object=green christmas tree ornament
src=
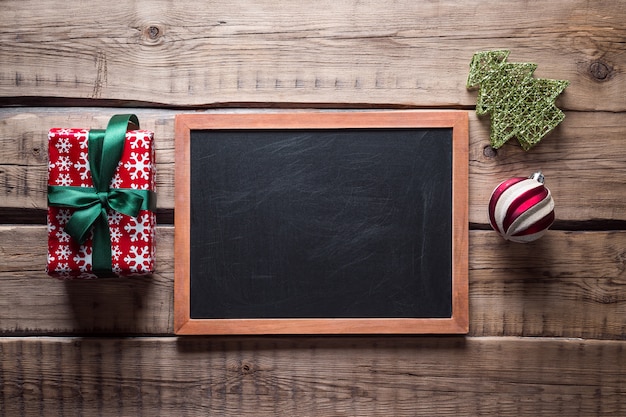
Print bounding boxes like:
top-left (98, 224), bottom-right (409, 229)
top-left (467, 50), bottom-right (569, 151)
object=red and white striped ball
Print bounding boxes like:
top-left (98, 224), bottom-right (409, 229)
top-left (488, 173), bottom-right (555, 243)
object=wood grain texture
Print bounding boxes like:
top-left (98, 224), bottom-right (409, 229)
top-left (1, 108), bottom-right (626, 224)
top-left (1, 336), bottom-right (624, 416)
top-left (2, 226), bottom-right (625, 339)
top-left (1, 0), bottom-right (626, 413)
top-left (1, 0), bottom-right (624, 110)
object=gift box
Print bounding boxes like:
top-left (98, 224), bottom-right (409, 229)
top-left (46, 115), bottom-right (156, 279)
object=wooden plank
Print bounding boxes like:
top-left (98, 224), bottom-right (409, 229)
top-left (0, 336), bottom-right (624, 416)
top-left (1, 108), bottom-right (626, 224)
top-left (471, 230), bottom-right (626, 339)
top-left (0, 226), bottom-right (174, 335)
top-left (1, 0), bottom-right (624, 110)
top-left (1, 226), bottom-right (625, 339)
top-left (0, 109), bottom-right (176, 216)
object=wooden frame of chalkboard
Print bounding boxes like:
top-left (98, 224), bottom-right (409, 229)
top-left (174, 111), bottom-right (468, 335)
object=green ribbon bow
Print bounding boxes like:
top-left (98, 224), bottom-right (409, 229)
top-left (48, 114), bottom-right (156, 273)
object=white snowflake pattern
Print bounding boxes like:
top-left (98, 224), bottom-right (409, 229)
top-left (129, 132), bottom-right (151, 150)
top-left (57, 128), bottom-right (72, 136)
top-left (47, 252), bottom-right (56, 264)
top-left (73, 152), bottom-right (90, 180)
top-left (48, 160), bottom-right (55, 172)
top-left (130, 183), bottom-right (149, 190)
top-left (57, 155), bottom-right (73, 172)
top-left (111, 263), bottom-right (122, 274)
top-left (124, 152), bottom-right (152, 181)
top-left (55, 229), bottom-right (71, 243)
top-left (107, 210), bottom-right (124, 225)
top-left (54, 263), bottom-right (71, 273)
top-left (54, 138), bottom-right (72, 153)
top-left (123, 213), bottom-right (152, 243)
top-left (74, 129), bottom-right (89, 145)
top-left (111, 245), bottom-right (122, 261)
top-left (108, 210), bottom-right (124, 225)
top-left (73, 245), bottom-right (92, 272)
top-left (110, 226), bottom-right (123, 243)
top-left (55, 209), bottom-right (72, 225)
top-left (47, 220), bottom-right (57, 234)
top-left (55, 245), bottom-right (71, 260)
top-left (55, 173), bottom-right (73, 187)
top-left (109, 172), bottom-right (123, 189)
top-left (123, 245), bottom-right (152, 273)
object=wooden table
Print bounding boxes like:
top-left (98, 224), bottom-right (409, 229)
top-left (1, 1), bottom-right (625, 415)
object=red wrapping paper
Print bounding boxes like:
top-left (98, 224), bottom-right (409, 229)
top-left (47, 127), bottom-right (156, 278)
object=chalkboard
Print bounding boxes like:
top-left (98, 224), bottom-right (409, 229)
top-left (174, 111), bottom-right (468, 335)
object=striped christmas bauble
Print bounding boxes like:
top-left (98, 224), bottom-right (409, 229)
top-left (488, 172), bottom-right (555, 243)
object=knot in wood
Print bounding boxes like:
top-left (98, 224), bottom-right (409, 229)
top-left (240, 361), bottom-right (254, 375)
top-left (589, 60), bottom-right (612, 82)
top-left (483, 145), bottom-right (498, 158)
top-left (141, 24), bottom-right (164, 45)
top-left (148, 26), bottom-right (160, 39)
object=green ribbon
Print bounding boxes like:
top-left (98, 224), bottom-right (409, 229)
top-left (47, 114), bottom-right (156, 273)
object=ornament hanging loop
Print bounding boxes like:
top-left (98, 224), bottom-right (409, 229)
top-left (530, 171), bottom-right (544, 184)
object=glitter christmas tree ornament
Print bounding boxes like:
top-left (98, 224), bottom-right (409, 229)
top-left (488, 172), bottom-right (555, 243)
top-left (467, 50), bottom-right (569, 151)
